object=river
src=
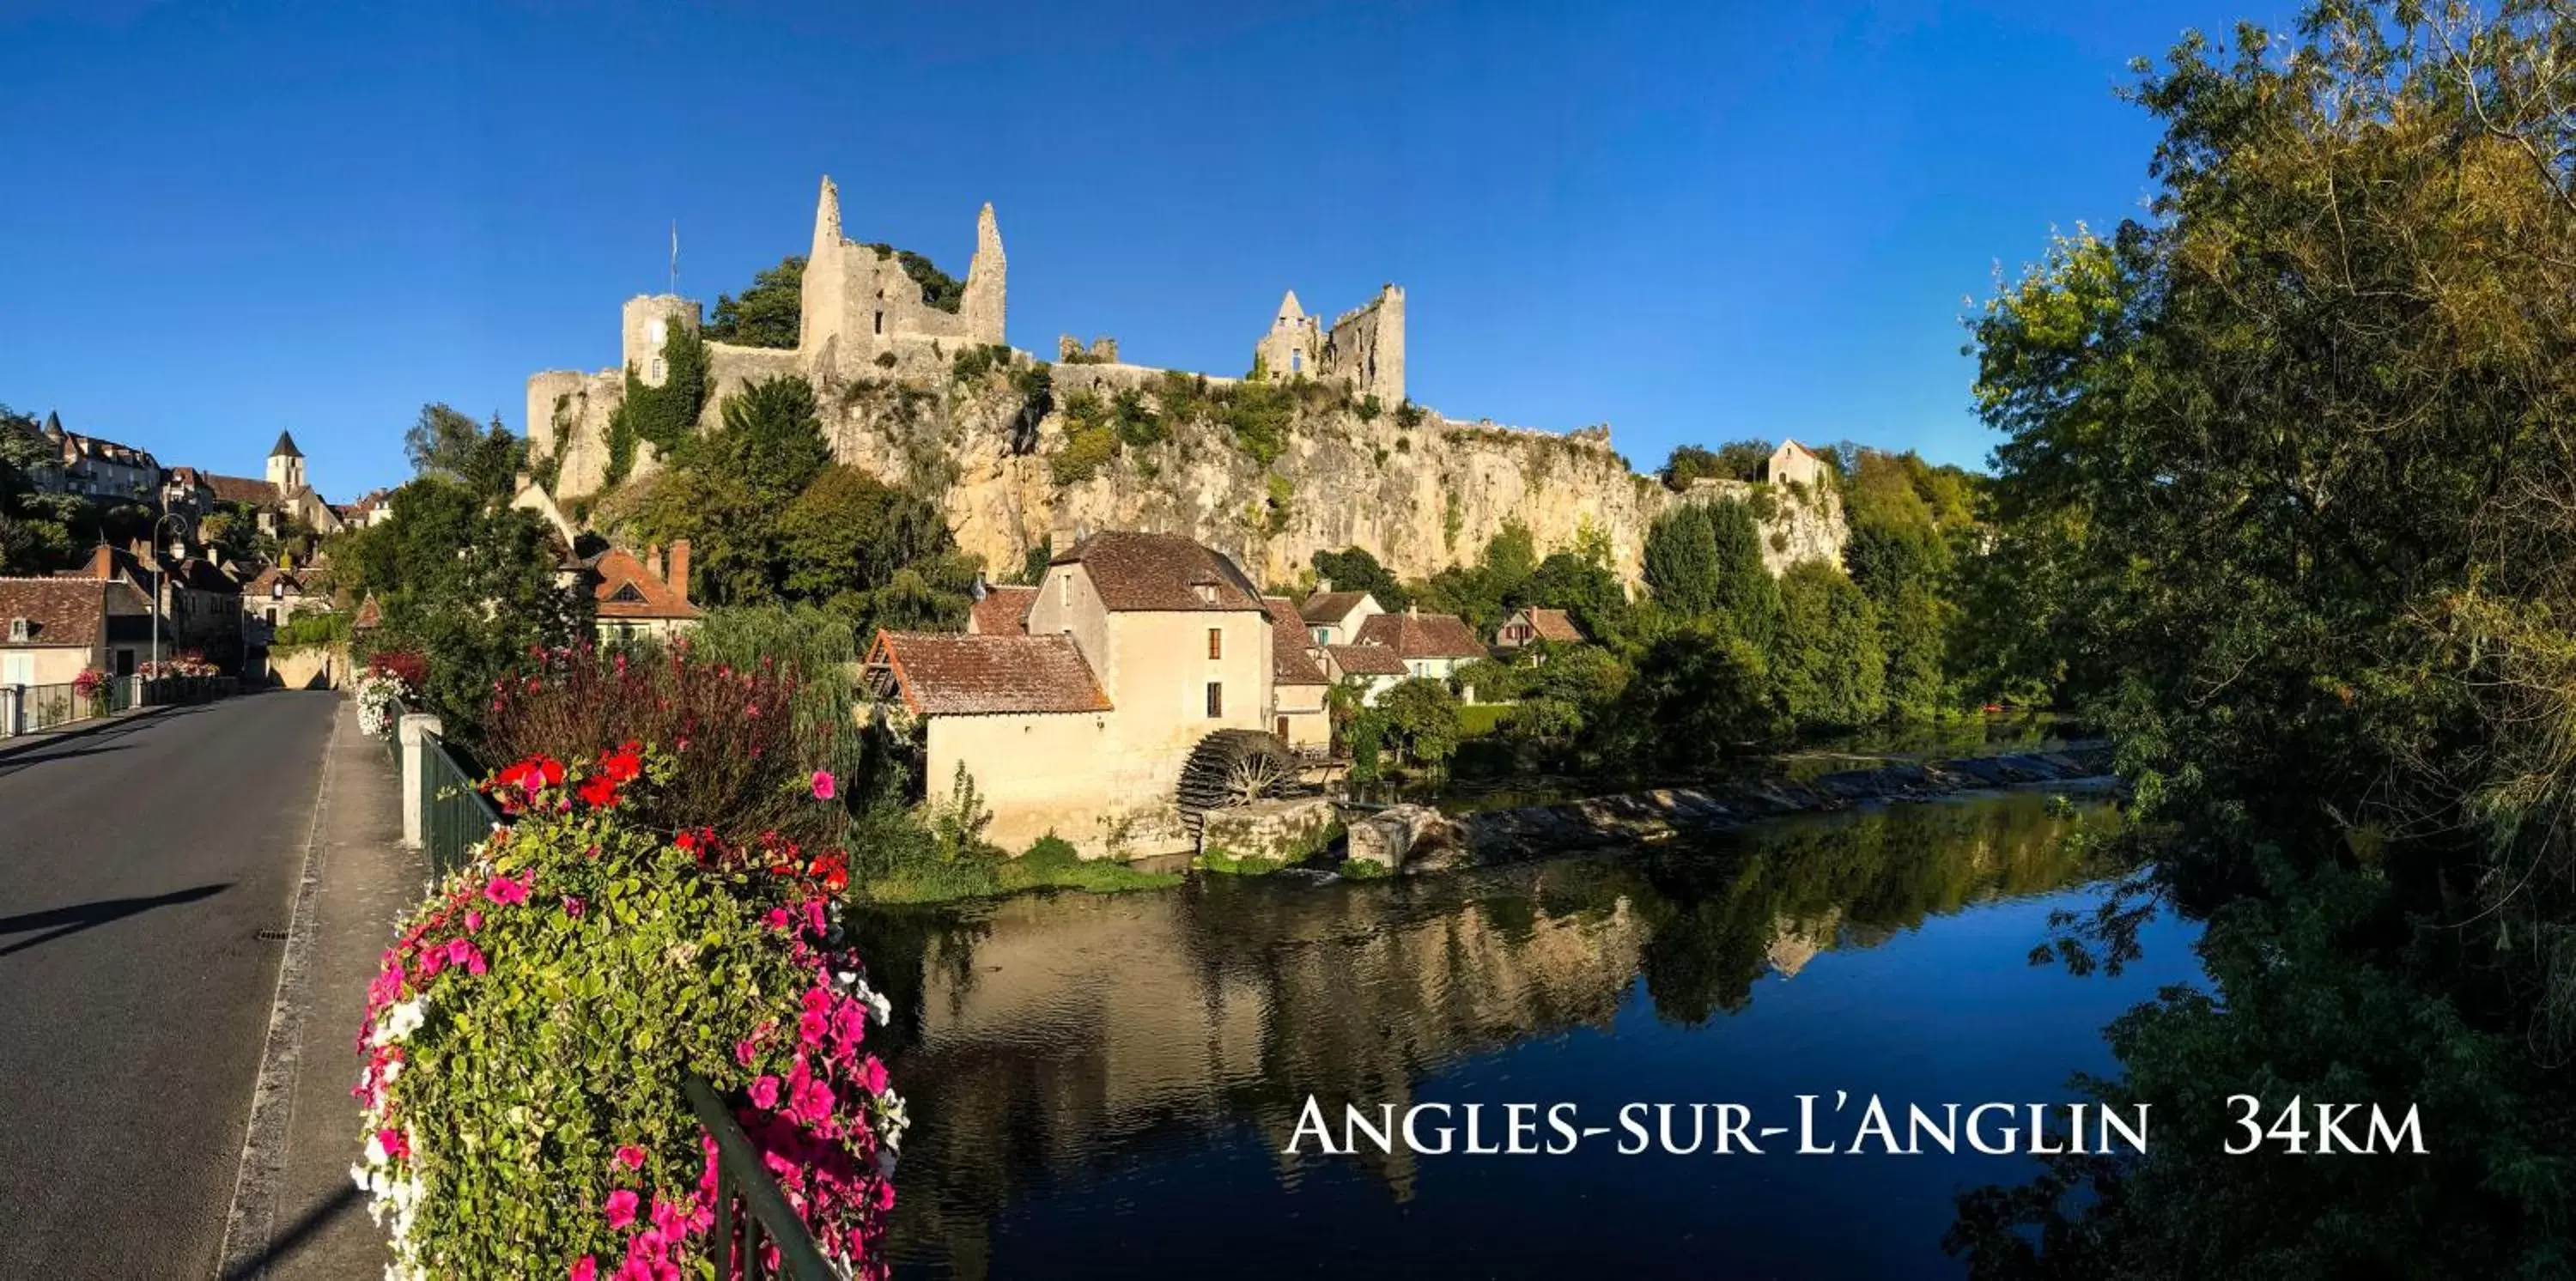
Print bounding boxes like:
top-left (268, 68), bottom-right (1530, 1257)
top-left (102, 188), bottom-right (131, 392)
top-left (850, 788), bottom-right (2202, 1279)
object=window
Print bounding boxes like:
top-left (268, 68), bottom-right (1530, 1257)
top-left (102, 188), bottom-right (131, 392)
top-left (1207, 628), bottom-right (1223, 659)
top-left (1311, 627), bottom-right (1330, 646)
top-left (1205, 682), bottom-right (1223, 718)
top-left (649, 358), bottom-right (665, 381)
top-left (1289, 350), bottom-right (1303, 373)
top-left (873, 311), bottom-right (884, 335)
top-left (1059, 573), bottom-right (1070, 607)
top-left (7, 617), bottom-right (27, 641)
top-left (1275, 716), bottom-right (1289, 738)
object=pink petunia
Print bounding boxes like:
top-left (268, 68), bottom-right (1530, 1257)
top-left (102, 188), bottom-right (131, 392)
top-left (810, 769), bottom-right (835, 801)
top-left (613, 1144), bottom-right (646, 1170)
top-left (789, 1074), bottom-right (835, 1125)
top-left (734, 1037), bottom-right (759, 1066)
top-left (860, 1056), bottom-right (890, 1097)
top-left (484, 873), bottom-right (529, 907)
top-left (570, 1257), bottom-right (597, 1281)
top-left (749, 1075), bottom-right (781, 1110)
top-left (562, 895), bottom-right (586, 918)
top-left (465, 909), bottom-right (483, 933)
top-left (604, 1187), bottom-right (639, 1229)
top-left (799, 1010), bottom-right (827, 1046)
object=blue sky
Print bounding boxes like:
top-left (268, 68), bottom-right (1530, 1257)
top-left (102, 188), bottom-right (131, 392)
top-left (0, 0), bottom-right (2272, 504)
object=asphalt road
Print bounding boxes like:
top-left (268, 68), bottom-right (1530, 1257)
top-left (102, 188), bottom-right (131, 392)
top-left (0, 692), bottom-right (338, 1280)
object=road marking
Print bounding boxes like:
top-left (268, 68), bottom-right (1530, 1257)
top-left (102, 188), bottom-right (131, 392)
top-left (216, 705), bottom-right (339, 1280)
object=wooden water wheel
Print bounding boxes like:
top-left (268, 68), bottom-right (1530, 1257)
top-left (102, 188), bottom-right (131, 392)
top-left (1177, 728), bottom-right (1294, 825)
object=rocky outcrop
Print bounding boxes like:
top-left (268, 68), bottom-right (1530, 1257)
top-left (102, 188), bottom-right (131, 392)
top-left (545, 356), bottom-right (1847, 588)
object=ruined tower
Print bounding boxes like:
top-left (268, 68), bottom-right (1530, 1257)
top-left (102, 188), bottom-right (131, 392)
top-left (622, 294), bottom-right (702, 386)
top-left (962, 202), bottom-right (1005, 346)
top-left (1249, 283), bottom-right (1402, 404)
top-left (798, 174), bottom-right (1005, 373)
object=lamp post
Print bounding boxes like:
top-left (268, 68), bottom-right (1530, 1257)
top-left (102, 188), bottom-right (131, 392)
top-left (147, 511), bottom-right (189, 703)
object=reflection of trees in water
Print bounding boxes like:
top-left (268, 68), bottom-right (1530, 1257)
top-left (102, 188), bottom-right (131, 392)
top-left (858, 792), bottom-right (2122, 1278)
top-left (1637, 792), bottom-right (2123, 1025)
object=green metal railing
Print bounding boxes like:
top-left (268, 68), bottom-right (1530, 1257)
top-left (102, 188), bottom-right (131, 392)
top-left (418, 733), bottom-right (501, 885)
top-left (683, 1073), bottom-right (843, 1279)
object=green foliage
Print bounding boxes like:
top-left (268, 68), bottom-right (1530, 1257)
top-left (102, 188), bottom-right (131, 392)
top-left (270, 610), bottom-right (349, 649)
top-left (1643, 506), bottom-right (1722, 616)
top-left (1049, 391), bottom-right (1116, 486)
top-left (950, 343), bottom-right (1014, 382)
top-left (705, 254), bottom-right (805, 349)
top-left (1109, 388), bottom-right (1165, 452)
top-left (862, 242), bottom-right (964, 313)
top-left (1393, 400), bottom-right (1425, 430)
top-left (404, 403), bottom-right (523, 495)
top-left (1262, 473), bottom-right (1295, 536)
top-left (702, 375), bottom-right (831, 507)
top-left (1659, 440), bottom-right (1774, 489)
top-left (1210, 381), bottom-right (1293, 466)
top-left (1376, 677), bottom-right (1463, 768)
top-left (1946, 5), bottom-right (2576, 1273)
top-left (1195, 847), bottom-right (1288, 876)
top-left (776, 466), bottom-right (972, 638)
top-left (1521, 551), bottom-right (1629, 640)
top-left (604, 324), bottom-right (708, 487)
top-left (1597, 618), bottom-right (1782, 772)
top-left (1770, 561), bottom-right (1884, 731)
top-left (1310, 546), bottom-right (1411, 612)
top-left (331, 478), bottom-right (590, 738)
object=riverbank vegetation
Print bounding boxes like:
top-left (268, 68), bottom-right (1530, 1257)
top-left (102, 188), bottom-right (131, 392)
top-left (1938, 4), bottom-right (2576, 1274)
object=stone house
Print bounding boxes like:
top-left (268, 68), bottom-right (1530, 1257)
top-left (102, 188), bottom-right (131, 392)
top-left (1319, 641), bottom-right (1408, 707)
top-left (58, 543), bottom-right (242, 671)
top-left (0, 576), bottom-right (154, 687)
top-left (583, 541), bottom-right (702, 643)
top-left (866, 531), bottom-right (1294, 859)
top-left (1262, 596), bottom-right (1331, 752)
top-left (1763, 439), bottom-right (1831, 492)
top-left (1352, 608), bottom-right (1487, 682)
top-left (241, 562), bottom-right (326, 639)
top-left (27, 414), bottom-right (159, 502)
top-left (1299, 588), bottom-right (1384, 647)
top-left (1494, 606), bottom-right (1585, 651)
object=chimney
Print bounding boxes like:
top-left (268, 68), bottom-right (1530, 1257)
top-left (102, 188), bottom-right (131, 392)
top-left (668, 539), bottom-right (690, 605)
top-left (1316, 576), bottom-right (1334, 593)
top-left (644, 541), bottom-right (662, 582)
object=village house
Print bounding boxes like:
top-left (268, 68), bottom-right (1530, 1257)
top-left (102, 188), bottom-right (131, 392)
top-left (1262, 596), bottom-right (1332, 752)
top-left (1763, 438), bottom-right (1831, 490)
top-left (27, 413), bottom-right (160, 502)
top-left (964, 582), bottom-right (1037, 635)
top-left (867, 531), bottom-right (1297, 859)
top-left (58, 543), bottom-right (244, 670)
top-left (1352, 607), bottom-right (1487, 682)
top-left (176, 433), bottom-right (346, 538)
top-left (1494, 606), bottom-right (1586, 651)
top-left (580, 540), bottom-right (702, 643)
top-left (1299, 586), bottom-right (1384, 647)
top-left (1319, 640), bottom-right (1408, 706)
top-left (0, 576), bottom-right (155, 688)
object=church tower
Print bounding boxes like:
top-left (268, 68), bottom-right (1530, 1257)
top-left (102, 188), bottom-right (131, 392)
top-left (266, 430), bottom-right (306, 495)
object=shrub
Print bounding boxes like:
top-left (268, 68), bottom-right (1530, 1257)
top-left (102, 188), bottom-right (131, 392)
top-left (355, 748), bottom-right (902, 1278)
top-left (481, 644), bottom-right (845, 850)
top-left (368, 649), bottom-right (430, 692)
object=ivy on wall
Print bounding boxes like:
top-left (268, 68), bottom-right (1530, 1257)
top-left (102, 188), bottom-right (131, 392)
top-left (605, 325), bottom-right (710, 487)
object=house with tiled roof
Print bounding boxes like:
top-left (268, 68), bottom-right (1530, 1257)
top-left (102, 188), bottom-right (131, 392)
top-left (0, 576), bottom-right (155, 693)
top-left (1299, 586), bottom-right (1383, 647)
top-left (57, 543), bottom-right (245, 671)
top-left (964, 583), bottom-right (1037, 635)
top-left (1352, 607), bottom-right (1487, 682)
top-left (584, 540), bottom-right (702, 642)
top-left (1494, 606), bottom-right (1586, 650)
top-left (865, 530), bottom-right (1286, 859)
top-left (1318, 641), bottom-right (1408, 705)
top-left (1262, 595), bottom-right (1331, 751)
top-left (27, 414), bottom-right (160, 501)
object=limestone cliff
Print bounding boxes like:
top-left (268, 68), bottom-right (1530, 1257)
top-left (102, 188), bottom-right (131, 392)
top-left (540, 354), bottom-right (1846, 588)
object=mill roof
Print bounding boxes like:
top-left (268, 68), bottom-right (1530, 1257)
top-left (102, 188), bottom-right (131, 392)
top-left (968, 585), bottom-right (1036, 635)
top-left (1262, 597), bottom-right (1329, 686)
top-left (866, 631), bottom-right (1113, 716)
top-left (1353, 610), bottom-right (1486, 659)
top-left (1051, 531), bottom-right (1265, 612)
top-left (1324, 643), bottom-right (1409, 677)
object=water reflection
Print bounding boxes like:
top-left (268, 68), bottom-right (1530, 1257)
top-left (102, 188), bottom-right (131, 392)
top-left (854, 791), bottom-right (2186, 1280)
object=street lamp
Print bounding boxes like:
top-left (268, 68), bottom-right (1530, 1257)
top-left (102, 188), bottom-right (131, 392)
top-left (147, 511), bottom-right (189, 699)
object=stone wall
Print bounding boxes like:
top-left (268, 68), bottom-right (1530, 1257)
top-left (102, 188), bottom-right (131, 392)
top-left (1199, 796), bottom-right (1341, 865)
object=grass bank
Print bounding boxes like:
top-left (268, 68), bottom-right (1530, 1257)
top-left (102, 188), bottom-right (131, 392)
top-left (860, 835), bottom-right (1182, 905)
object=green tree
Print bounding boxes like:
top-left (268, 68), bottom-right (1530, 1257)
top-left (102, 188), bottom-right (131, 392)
top-left (403, 404), bottom-right (484, 481)
top-left (1643, 506), bottom-right (1721, 616)
top-left (705, 255), bottom-right (805, 349)
top-left (1376, 677), bottom-right (1462, 768)
top-left (1598, 618), bottom-right (1780, 772)
top-left (1704, 499), bottom-right (1779, 650)
top-left (775, 464), bottom-right (973, 637)
top-left (1770, 561), bottom-right (1884, 730)
top-left (1519, 550), bottom-right (1628, 640)
top-left (702, 375), bottom-right (831, 506)
top-left (1947, 5), bottom-right (2576, 1274)
top-left (1310, 546), bottom-right (1411, 612)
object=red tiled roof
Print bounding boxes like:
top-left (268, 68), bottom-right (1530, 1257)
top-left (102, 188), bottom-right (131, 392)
top-left (1262, 597), bottom-right (1328, 686)
top-left (1053, 531), bottom-right (1264, 612)
top-left (0, 577), bottom-right (147, 649)
top-left (353, 595), bottom-right (383, 629)
top-left (1300, 590), bottom-right (1373, 623)
top-left (1324, 643), bottom-right (1408, 677)
top-left (1353, 610), bottom-right (1486, 659)
top-left (591, 548), bottom-right (700, 620)
top-left (968, 585), bottom-right (1036, 635)
top-left (866, 631), bottom-right (1113, 716)
top-left (1518, 607), bottom-right (1585, 643)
